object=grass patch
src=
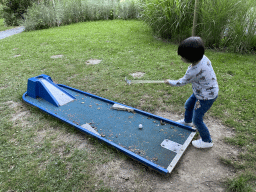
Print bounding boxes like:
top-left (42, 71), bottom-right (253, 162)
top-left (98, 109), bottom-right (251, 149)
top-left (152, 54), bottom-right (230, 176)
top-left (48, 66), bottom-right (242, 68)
top-left (0, 20), bottom-right (255, 191)
top-left (226, 174), bottom-right (255, 192)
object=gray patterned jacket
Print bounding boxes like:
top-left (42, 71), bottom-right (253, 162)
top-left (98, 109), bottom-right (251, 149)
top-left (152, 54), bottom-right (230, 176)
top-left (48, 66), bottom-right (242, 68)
top-left (168, 55), bottom-right (219, 100)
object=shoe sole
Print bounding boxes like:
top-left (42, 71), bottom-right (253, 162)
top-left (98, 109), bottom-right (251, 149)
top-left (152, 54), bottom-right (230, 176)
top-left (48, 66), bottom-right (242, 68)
top-left (192, 141), bottom-right (213, 148)
top-left (192, 144), bottom-right (213, 148)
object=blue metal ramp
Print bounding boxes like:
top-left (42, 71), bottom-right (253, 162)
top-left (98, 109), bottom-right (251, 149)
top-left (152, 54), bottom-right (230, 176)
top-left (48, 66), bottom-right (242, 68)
top-left (23, 74), bottom-right (196, 174)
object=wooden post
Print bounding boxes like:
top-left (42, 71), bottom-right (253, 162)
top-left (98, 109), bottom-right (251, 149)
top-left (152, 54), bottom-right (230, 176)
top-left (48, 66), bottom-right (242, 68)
top-left (192, 0), bottom-right (199, 36)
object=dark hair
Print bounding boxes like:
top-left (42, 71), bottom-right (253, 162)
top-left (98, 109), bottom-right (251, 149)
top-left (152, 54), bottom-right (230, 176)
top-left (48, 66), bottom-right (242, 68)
top-left (178, 37), bottom-right (205, 63)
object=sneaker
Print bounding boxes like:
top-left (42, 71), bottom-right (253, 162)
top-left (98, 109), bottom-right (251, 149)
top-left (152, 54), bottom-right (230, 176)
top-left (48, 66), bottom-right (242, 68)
top-left (177, 119), bottom-right (193, 127)
top-left (192, 138), bottom-right (213, 148)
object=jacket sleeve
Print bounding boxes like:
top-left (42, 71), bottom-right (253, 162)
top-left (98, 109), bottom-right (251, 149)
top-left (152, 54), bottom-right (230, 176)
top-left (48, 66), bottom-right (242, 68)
top-left (168, 68), bottom-right (195, 87)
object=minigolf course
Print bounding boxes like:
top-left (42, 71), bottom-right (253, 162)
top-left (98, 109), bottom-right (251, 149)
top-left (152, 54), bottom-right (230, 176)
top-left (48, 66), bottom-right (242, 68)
top-left (23, 74), bottom-right (196, 174)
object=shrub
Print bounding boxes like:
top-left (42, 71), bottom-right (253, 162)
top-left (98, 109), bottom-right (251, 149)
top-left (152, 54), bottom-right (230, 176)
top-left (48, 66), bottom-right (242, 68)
top-left (117, 0), bottom-right (139, 20)
top-left (0, 4), bottom-right (3, 18)
top-left (23, 3), bottom-right (57, 31)
top-left (23, 0), bottom-right (140, 31)
top-left (140, 0), bottom-right (194, 42)
top-left (1, 0), bottom-right (37, 26)
top-left (198, 0), bottom-right (242, 48)
top-left (199, 0), bottom-right (256, 53)
top-left (224, 6), bottom-right (256, 53)
top-left (140, 0), bottom-right (256, 53)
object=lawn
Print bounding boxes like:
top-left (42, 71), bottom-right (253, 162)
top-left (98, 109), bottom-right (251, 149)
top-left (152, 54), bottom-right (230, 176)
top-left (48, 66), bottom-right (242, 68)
top-left (0, 20), bottom-right (255, 191)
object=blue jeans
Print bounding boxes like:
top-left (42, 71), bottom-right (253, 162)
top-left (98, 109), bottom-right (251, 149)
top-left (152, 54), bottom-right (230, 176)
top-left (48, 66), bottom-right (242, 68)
top-left (184, 94), bottom-right (217, 143)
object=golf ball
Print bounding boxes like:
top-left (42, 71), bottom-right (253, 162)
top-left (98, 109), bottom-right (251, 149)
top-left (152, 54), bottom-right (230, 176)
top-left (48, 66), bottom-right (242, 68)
top-left (139, 124), bottom-right (143, 129)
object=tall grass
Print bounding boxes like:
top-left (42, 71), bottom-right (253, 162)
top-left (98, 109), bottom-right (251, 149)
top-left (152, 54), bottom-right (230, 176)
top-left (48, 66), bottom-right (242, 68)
top-left (198, 0), bottom-right (241, 48)
top-left (199, 0), bottom-right (256, 52)
top-left (140, 0), bottom-right (256, 53)
top-left (23, 0), bottom-right (139, 31)
top-left (140, 0), bottom-right (194, 42)
top-left (224, 6), bottom-right (256, 53)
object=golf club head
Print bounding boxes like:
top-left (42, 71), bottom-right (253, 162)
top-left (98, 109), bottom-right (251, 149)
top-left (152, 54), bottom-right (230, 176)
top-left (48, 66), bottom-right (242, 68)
top-left (125, 77), bottom-right (131, 85)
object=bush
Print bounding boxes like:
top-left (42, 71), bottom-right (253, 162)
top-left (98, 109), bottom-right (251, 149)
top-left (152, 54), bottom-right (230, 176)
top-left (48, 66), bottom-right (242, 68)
top-left (1, 0), bottom-right (37, 26)
top-left (198, 0), bottom-right (256, 53)
top-left (23, 3), bottom-right (57, 31)
top-left (0, 4), bottom-right (3, 18)
top-left (140, 0), bottom-right (194, 42)
top-left (198, 0), bottom-right (242, 48)
top-left (23, 0), bottom-right (140, 31)
top-left (140, 0), bottom-right (256, 53)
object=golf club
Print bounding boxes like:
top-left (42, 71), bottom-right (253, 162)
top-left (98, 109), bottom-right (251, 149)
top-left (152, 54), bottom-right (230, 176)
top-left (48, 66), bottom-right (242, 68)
top-left (125, 77), bottom-right (165, 85)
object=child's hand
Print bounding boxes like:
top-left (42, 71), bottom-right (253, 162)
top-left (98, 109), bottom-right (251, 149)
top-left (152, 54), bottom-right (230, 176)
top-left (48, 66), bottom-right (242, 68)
top-left (164, 79), bottom-right (170, 84)
top-left (165, 79), bottom-right (175, 86)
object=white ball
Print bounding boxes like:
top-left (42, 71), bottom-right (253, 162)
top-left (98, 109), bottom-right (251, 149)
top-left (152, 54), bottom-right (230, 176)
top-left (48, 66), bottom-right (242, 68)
top-left (139, 124), bottom-right (143, 128)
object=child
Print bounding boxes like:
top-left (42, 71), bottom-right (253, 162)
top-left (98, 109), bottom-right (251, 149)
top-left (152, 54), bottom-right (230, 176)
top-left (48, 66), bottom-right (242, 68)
top-left (165, 37), bottom-right (218, 148)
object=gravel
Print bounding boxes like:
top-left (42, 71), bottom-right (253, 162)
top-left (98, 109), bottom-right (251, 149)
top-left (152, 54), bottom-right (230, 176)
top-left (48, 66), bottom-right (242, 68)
top-left (0, 26), bottom-right (25, 40)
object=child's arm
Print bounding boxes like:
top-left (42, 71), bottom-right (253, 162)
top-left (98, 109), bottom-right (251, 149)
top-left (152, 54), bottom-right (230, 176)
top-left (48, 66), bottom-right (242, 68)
top-left (165, 79), bottom-right (186, 86)
top-left (165, 69), bottom-right (195, 87)
top-left (165, 79), bottom-right (182, 86)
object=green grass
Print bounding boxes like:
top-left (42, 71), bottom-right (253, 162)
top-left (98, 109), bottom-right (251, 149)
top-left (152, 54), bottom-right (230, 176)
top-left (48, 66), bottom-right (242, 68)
top-left (0, 18), bottom-right (14, 31)
top-left (0, 20), bottom-right (255, 191)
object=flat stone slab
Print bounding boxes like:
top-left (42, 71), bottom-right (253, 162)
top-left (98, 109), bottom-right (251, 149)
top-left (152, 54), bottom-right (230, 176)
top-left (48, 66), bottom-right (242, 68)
top-left (50, 55), bottom-right (64, 59)
top-left (86, 59), bottom-right (102, 65)
top-left (130, 72), bottom-right (145, 78)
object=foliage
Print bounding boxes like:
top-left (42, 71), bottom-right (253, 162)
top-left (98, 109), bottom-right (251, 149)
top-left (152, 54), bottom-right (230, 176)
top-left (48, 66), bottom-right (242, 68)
top-left (140, 0), bottom-right (194, 42)
top-left (23, 0), bottom-right (140, 31)
top-left (0, 0), bottom-right (37, 26)
top-left (199, 0), bottom-right (256, 53)
top-left (140, 0), bottom-right (256, 53)
top-left (198, 0), bottom-right (241, 48)
top-left (0, 18), bottom-right (14, 30)
top-left (0, 4), bottom-right (3, 18)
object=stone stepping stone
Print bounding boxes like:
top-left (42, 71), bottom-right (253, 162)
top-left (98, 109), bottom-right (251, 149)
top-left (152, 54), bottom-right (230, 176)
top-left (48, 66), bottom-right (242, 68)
top-left (50, 55), bottom-right (64, 59)
top-left (86, 59), bottom-right (102, 65)
top-left (130, 72), bottom-right (145, 78)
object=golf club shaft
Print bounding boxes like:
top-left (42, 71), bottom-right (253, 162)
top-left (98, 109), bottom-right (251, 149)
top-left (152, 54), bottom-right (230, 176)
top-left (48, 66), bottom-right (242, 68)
top-left (129, 80), bottom-right (165, 84)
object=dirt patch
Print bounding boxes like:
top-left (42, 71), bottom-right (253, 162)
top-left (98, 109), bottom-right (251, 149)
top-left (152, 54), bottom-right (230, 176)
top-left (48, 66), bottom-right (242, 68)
top-left (5, 100), bottom-right (20, 109)
top-left (4, 101), bottom-right (31, 127)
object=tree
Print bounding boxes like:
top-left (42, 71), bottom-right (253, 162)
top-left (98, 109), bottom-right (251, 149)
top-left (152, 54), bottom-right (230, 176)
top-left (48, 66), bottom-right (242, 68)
top-left (1, 0), bottom-right (36, 26)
